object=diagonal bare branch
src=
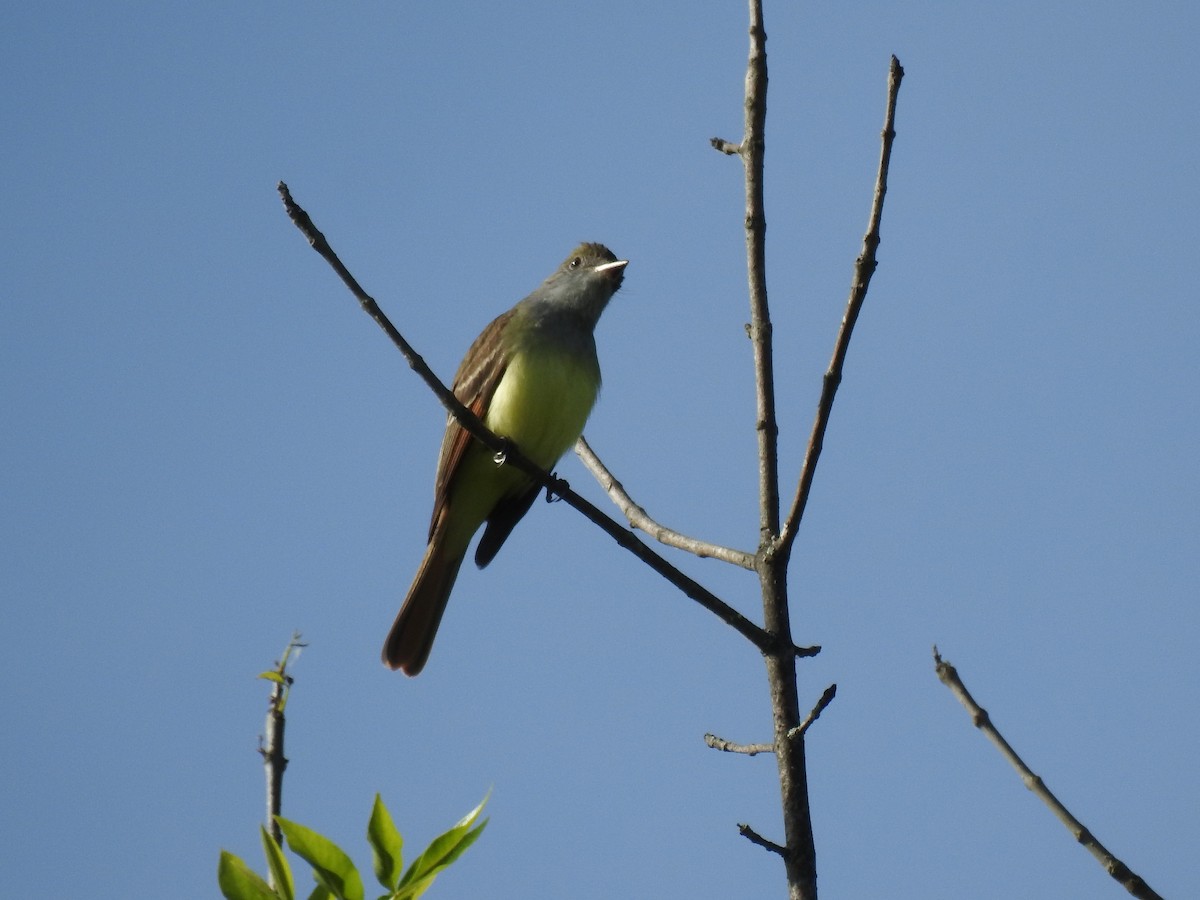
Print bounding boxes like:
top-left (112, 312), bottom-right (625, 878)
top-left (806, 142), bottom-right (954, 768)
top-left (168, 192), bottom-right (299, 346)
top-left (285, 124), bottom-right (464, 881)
top-left (934, 648), bottom-right (1163, 900)
top-left (575, 437), bottom-right (757, 569)
top-left (777, 56), bottom-right (905, 558)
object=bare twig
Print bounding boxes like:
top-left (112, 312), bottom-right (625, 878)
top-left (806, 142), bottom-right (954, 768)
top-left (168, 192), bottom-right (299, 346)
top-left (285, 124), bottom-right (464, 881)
top-left (933, 648), bottom-right (1163, 900)
top-left (278, 182), bottom-right (490, 447)
top-left (575, 437), bottom-right (757, 569)
top-left (739, 823), bottom-right (786, 856)
top-left (777, 55), bottom-right (904, 558)
top-left (787, 684), bottom-right (837, 741)
top-left (277, 183), bottom-right (797, 657)
top-left (704, 733), bottom-right (775, 756)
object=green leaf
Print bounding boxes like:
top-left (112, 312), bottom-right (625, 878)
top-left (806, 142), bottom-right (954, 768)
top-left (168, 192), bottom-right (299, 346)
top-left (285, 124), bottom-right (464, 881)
top-left (393, 824), bottom-right (487, 900)
top-left (396, 793), bottom-right (489, 897)
top-left (258, 671), bottom-right (285, 684)
top-left (304, 887), bottom-right (333, 900)
top-left (261, 827), bottom-right (295, 900)
top-left (277, 817), bottom-right (365, 900)
top-left (392, 872), bottom-right (437, 900)
top-left (366, 794), bottom-right (403, 891)
top-left (218, 850), bottom-right (279, 900)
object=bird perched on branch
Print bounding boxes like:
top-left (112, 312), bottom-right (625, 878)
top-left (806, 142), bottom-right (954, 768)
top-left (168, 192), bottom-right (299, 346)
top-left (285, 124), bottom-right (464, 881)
top-left (383, 243), bottom-right (628, 675)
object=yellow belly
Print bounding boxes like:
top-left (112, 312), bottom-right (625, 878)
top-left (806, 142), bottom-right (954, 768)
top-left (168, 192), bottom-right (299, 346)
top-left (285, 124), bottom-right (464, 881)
top-left (484, 346), bottom-right (600, 468)
top-left (437, 343), bottom-right (600, 554)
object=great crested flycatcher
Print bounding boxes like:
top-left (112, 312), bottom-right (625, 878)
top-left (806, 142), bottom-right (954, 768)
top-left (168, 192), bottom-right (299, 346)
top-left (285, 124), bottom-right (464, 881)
top-left (382, 243), bottom-right (628, 675)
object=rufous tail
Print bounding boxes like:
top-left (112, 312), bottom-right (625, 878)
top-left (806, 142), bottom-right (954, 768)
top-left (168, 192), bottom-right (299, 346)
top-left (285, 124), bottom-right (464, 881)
top-left (382, 536), bottom-right (465, 676)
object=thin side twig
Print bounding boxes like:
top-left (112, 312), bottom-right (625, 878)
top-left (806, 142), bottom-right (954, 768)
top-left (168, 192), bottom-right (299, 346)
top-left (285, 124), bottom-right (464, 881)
top-left (739, 823), bottom-right (786, 856)
top-left (777, 55), bottom-right (904, 558)
top-left (277, 183), bottom-right (800, 657)
top-left (933, 647), bottom-right (1163, 900)
top-left (575, 437), bottom-right (757, 569)
top-left (704, 733), bottom-right (775, 756)
top-left (787, 683), bottom-right (837, 741)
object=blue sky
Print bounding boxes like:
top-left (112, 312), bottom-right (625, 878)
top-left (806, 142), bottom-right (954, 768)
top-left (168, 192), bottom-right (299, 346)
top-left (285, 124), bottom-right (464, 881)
top-left (3, 3), bottom-right (1196, 898)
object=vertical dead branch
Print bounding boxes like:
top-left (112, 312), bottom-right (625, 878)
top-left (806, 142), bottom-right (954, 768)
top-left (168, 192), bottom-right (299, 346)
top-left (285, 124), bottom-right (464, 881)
top-left (713, 26), bottom-right (904, 897)
top-left (742, 3), bottom-right (817, 897)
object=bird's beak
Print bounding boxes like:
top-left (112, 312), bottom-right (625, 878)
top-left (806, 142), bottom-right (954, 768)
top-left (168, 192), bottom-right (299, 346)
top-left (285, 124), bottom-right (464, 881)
top-left (593, 259), bottom-right (629, 279)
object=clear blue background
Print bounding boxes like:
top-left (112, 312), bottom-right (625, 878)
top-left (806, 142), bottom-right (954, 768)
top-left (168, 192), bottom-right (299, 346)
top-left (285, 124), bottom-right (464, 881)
top-left (3, 3), bottom-right (1196, 898)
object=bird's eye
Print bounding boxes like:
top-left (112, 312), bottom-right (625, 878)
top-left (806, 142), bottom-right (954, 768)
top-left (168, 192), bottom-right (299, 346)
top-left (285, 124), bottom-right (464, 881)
top-left (569, 256), bottom-right (582, 269)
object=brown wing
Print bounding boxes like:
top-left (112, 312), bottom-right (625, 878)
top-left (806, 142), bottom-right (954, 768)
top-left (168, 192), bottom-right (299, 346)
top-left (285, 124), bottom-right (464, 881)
top-left (427, 308), bottom-right (515, 539)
